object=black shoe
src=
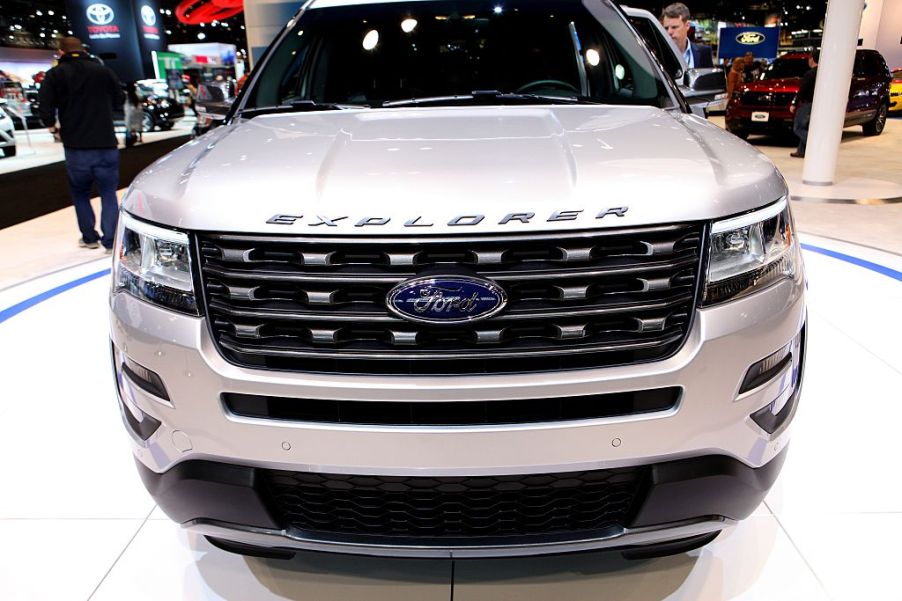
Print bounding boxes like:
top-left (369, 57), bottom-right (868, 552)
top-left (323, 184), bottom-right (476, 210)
top-left (790, 151), bottom-right (805, 158)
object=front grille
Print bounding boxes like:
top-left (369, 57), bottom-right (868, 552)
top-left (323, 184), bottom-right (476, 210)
top-left (261, 467), bottom-right (646, 538)
top-left (222, 388), bottom-right (680, 426)
top-left (198, 225), bottom-right (703, 375)
top-left (740, 91), bottom-right (795, 106)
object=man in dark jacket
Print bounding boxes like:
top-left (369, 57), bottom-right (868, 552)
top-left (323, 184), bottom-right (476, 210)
top-left (790, 50), bottom-right (819, 158)
top-left (39, 37), bottom-right (124, 252)
top-left (661, 3), bottom-right (714, 69)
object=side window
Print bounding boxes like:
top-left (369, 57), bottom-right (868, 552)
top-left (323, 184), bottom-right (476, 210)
top-left (628, 16), bottom-right (682, 79)
top-left (853, 53), bottom-right (867, 76)
top-left (863, 52), bottom-right (887, 76)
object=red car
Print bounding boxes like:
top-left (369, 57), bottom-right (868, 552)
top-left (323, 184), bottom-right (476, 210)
top-left (726, 49), bottom-right (892, 139)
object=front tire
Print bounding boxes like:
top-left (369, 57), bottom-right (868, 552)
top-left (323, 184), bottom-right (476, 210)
top-left (2, 145), bottom-right (16, 158)
top-left (863, 103), bottom-right (888, 136)
top-left (142, 111), bottom-right (155, 133)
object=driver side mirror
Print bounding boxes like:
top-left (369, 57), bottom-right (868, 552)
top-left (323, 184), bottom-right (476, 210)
top-left (682, 68), bottom-right (728, 117)
top-left (684, 68), bottom-right (726, 93)
top-left (196, 82), bottom-right (235, 121)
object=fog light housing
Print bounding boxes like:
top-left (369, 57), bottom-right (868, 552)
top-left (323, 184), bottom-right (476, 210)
top-left (111, 345), bottom-right (164, 441)
top-left (739, 342), bottom-right (793, 394)
top-left (121, 355), bottom-right (170, 401)
top-left (749, 327), bottom-right (806, 434)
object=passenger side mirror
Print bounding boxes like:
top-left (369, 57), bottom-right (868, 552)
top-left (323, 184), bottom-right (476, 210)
top-left (196, 82), bottom-right (235, 121)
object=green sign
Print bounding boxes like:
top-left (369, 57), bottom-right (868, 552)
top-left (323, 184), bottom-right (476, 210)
top-left (153, 51), bottom-right (183, 79)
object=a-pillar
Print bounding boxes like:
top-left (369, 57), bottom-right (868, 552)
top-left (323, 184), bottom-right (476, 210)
top-left (801, 0), bottom-right (866, 186)
top-left (243, 0), bottom-right (305, 67)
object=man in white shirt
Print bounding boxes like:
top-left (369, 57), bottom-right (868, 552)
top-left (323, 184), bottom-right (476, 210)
top-left (661, 3), bottom-right (714, 69)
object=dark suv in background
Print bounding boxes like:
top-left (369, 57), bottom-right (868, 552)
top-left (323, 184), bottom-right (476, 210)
top-left (113, 94), bottom-right (185, 133)
top-left (726, 49), bottom-right (892, 139)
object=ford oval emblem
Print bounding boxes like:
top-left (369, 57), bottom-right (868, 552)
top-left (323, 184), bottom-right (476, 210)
top-left (387, 276), bottom-right (507, 325)
top-left (737, 31), bottom-right (766, 45)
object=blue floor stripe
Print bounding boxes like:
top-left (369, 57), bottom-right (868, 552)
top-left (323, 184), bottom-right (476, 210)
top-left (0, 242), bottom-right (898, 327)
top-left (801, 243), bottom-right (902, 282)
top-left (0, 268), bottom-right (110, 325)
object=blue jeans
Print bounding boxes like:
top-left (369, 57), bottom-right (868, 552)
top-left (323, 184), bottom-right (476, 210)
top-left (64, 148), bottom-right (120, 249)
top-left (793, 103), bottom-right (812, 155)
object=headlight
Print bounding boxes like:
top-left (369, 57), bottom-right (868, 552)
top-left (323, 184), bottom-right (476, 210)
top-left (704, 198), bottom-right (797, 305)
top-left (112, 213), bottom-right (198, 314)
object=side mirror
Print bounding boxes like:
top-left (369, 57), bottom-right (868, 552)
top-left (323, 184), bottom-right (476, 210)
top-left (684, 68), bottom-right (727, 93)
top-left (196, 82), bottom-right (235, 121)
top-left (682, 68), bottom-right (728, 115)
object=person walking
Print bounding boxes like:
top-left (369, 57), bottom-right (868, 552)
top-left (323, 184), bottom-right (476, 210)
top-left (124, 82), bottom-right (144, 147)
top-left (38, 37), bottom-right (124, 252)
top-left (790, 50), bottom-right (819, 158)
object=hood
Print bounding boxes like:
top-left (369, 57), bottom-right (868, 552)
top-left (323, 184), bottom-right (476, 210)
top-left (742, 79), bottom-right (802, 94)
top-left (126, 105), bottom-right (786, 235)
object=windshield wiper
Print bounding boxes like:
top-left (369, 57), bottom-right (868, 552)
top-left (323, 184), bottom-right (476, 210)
top-left (239, 100), bottom-right (368, 118)
top-left (382, 90), bottom-right (602, 108)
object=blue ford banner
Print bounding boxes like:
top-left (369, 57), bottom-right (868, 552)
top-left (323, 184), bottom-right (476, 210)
top-left (718, 26), bottom-right (781, 60)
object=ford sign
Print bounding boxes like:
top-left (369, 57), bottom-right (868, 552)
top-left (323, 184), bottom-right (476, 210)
top-left (737, 31), bottom-right (766, 45)
top-left (387, 276), bottom-right (507, 324)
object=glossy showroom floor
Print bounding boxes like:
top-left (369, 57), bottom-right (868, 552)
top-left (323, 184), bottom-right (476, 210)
top-left (0, 231), bottom-right (900, 601)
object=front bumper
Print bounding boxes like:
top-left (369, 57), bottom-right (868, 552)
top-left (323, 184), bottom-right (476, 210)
top-left (111, 268), bottom-right (805, 554)
top-left (726, 107), bottom-right (794, 133)
top-left (890, 92), bottom-right (901, 111)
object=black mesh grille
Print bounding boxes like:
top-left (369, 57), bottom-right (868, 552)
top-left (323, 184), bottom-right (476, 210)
top-left (261, 467), bottom-right (647, 538)
top-left (197, 225), bottom-right (703, 375)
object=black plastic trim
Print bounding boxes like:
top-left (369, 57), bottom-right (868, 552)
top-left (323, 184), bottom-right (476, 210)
top-left (135, 448), bottom-right (788, 548)
top-left (137, 459), bottom-right (280, 530)
top-left (222, 388), bottom-right (681, 426)
top-left (630, 446), bottom-right (788, 527)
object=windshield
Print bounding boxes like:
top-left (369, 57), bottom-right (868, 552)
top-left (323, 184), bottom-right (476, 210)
top-left (243, 0), bottom-right (676, 111)
top-left (761, 58), bottom-right (810, 81)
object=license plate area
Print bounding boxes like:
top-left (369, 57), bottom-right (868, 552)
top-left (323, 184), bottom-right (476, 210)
top-left (752, 111), bottom-right (770, 122)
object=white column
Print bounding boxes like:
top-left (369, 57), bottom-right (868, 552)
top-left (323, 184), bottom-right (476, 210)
top-left (801, 0), bottom-right (865, 186)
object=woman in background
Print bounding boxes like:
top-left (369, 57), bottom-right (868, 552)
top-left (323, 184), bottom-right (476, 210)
top-left (726, 57), bottom-right (746, 101)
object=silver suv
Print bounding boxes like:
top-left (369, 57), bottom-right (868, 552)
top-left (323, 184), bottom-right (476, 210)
top-left (110, 0), bottom-right (806, 560)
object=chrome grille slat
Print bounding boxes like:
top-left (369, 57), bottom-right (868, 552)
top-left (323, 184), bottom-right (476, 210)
top-left (218, 331), bottom-right (687, 361)
top-left (200, 255), bottom-right (698, 284)
top-left (198, 225), bottom-right (703, 375)
top-left (207, 295), bottom-right (693, 325)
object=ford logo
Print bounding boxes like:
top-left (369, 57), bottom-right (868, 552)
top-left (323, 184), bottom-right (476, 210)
top-left (86, 3), bottom-right (115, 25)
top-left (387, 276), bottom-right (507, 325)
top-left (736, 32), bottom-right (766, 45)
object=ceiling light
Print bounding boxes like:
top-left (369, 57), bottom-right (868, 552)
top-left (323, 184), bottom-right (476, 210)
top-left (362, 29), bottom-right (379, 51)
